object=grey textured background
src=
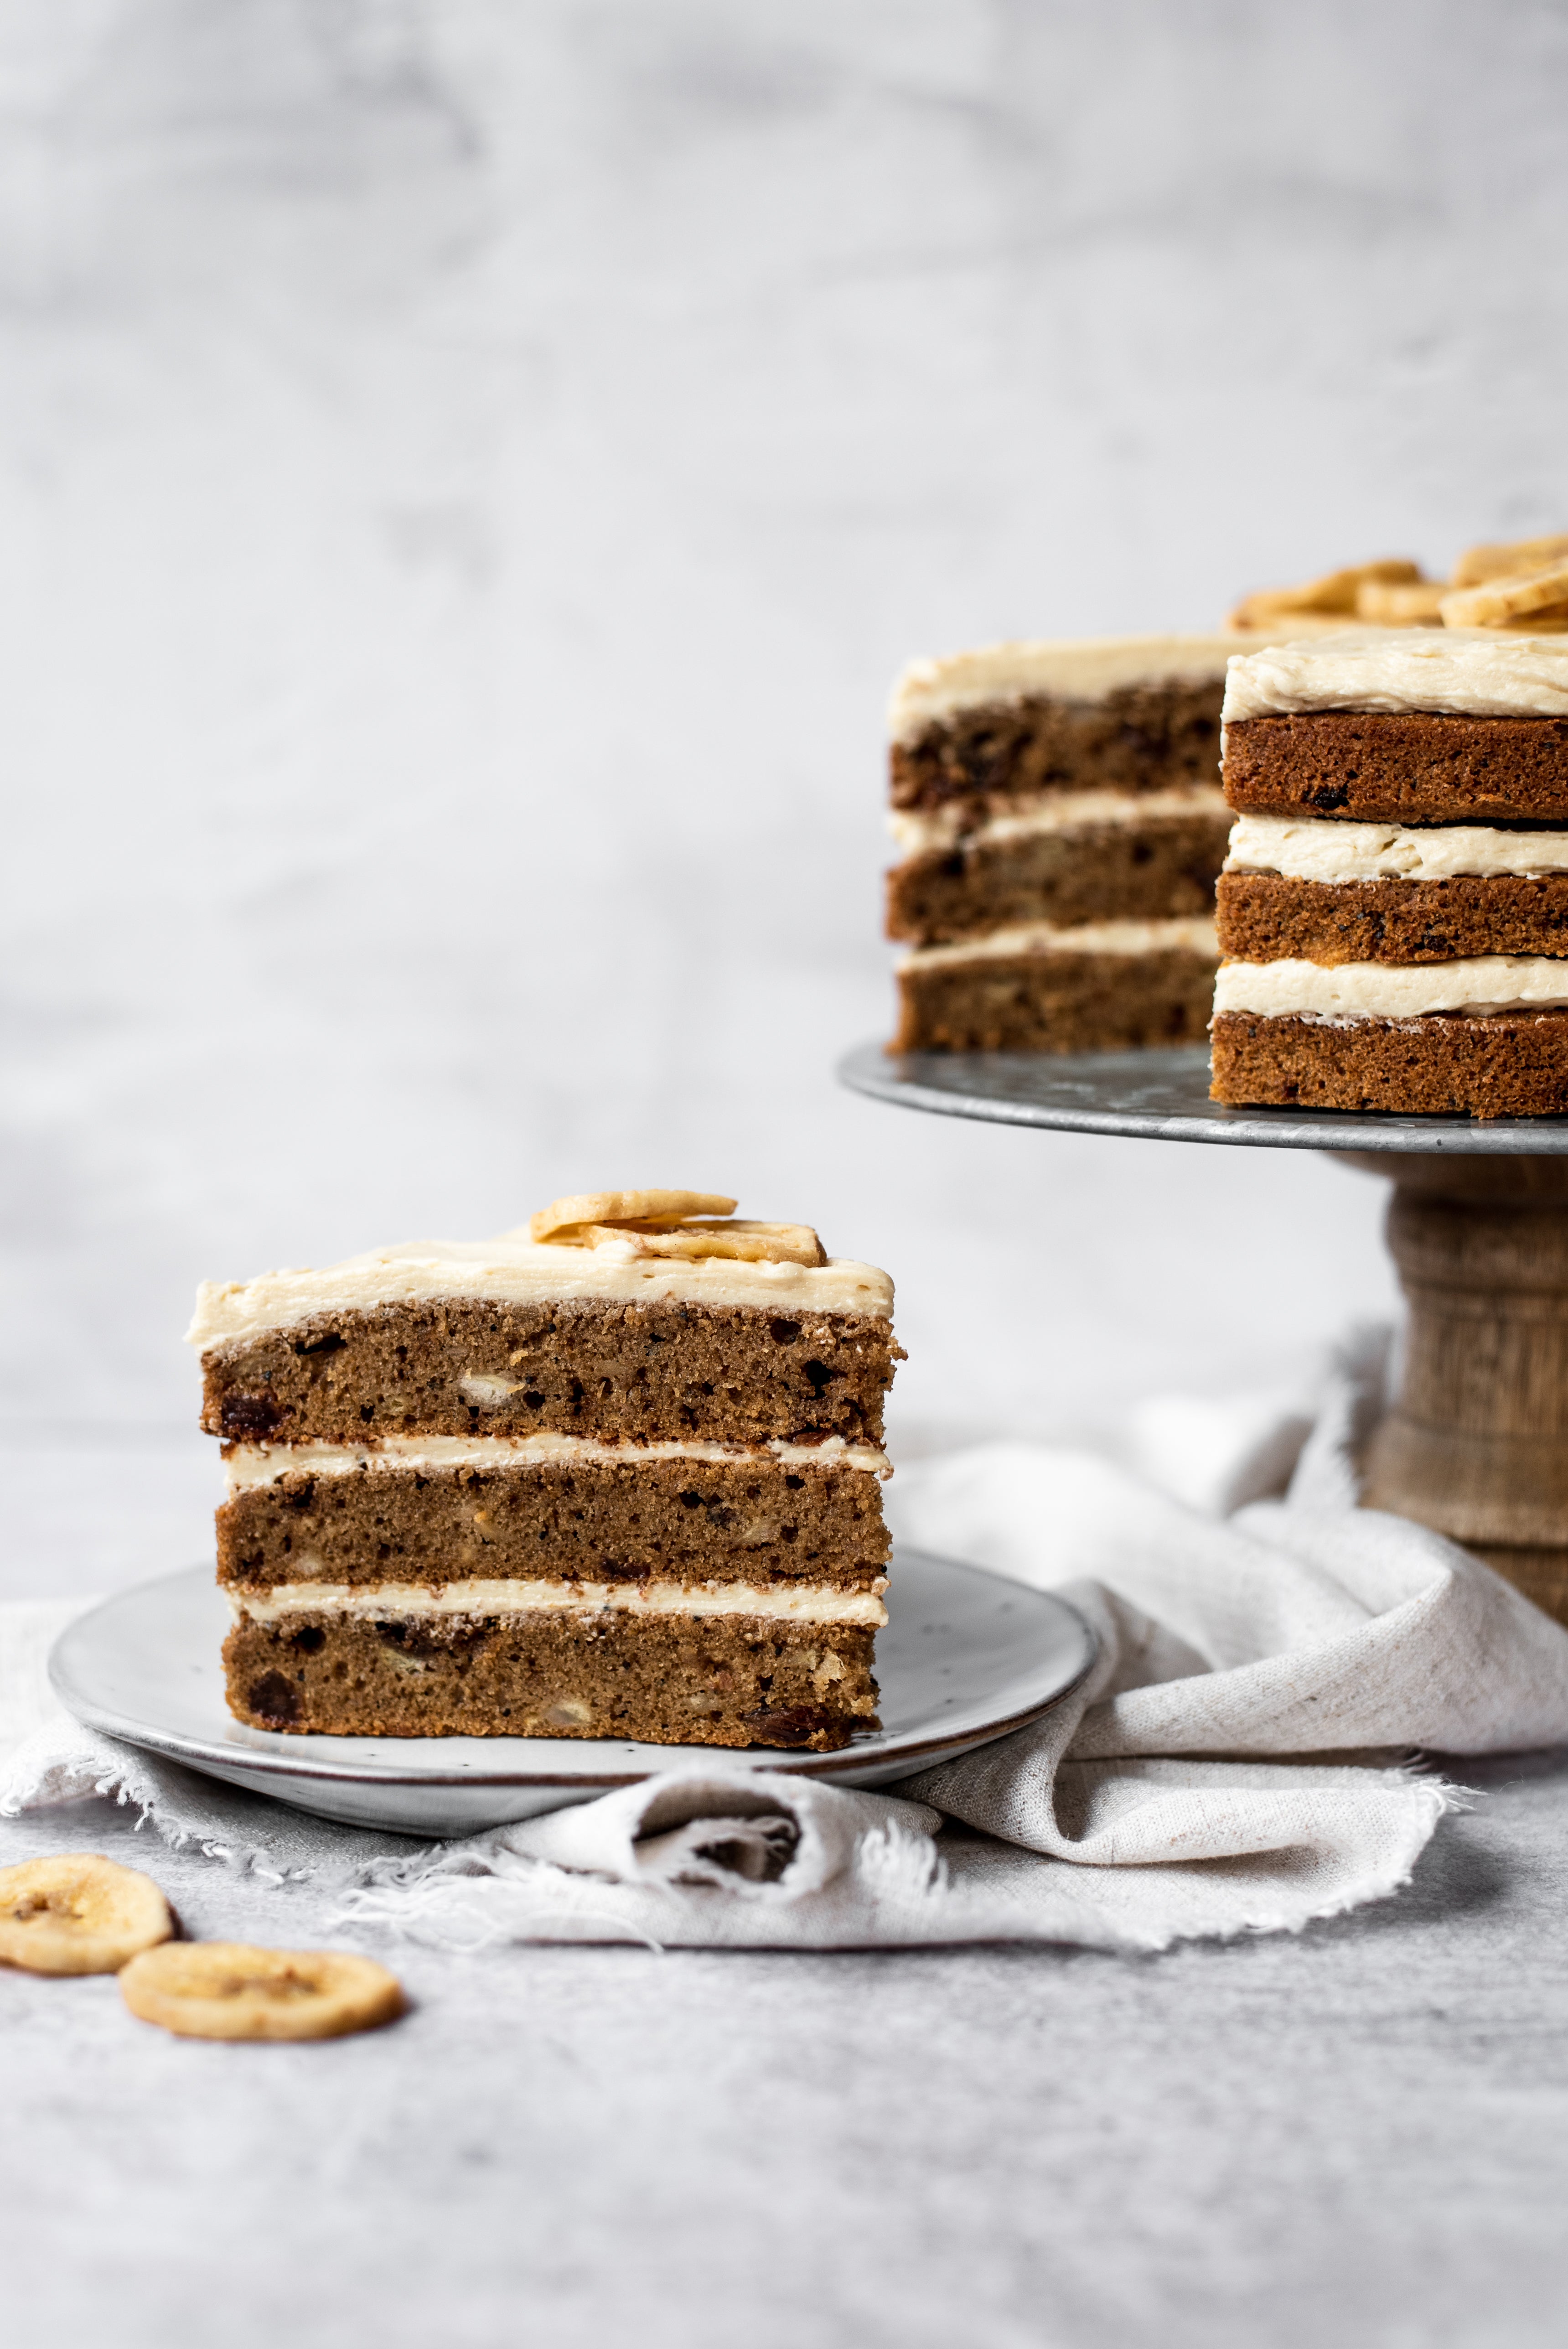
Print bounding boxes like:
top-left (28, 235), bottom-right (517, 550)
top-left (7, 1), bottom-right (1568, 1563)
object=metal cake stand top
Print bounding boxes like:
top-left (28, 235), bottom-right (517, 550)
top-left (838, 1042), bottom-right (1568, 1155)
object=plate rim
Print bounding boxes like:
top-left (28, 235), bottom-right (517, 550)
top-left (48, 1551), bottom-right (1097, 1793)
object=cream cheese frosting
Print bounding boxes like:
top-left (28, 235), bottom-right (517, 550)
top-left (1214, 954), bottom-right (1568, 1021)
top-left (187, 1233), bottom-right (894, 1354)
top-left (1222, 629), bottom-right (1568, 725)
top-left (1224, 813), bottom-right (1568, 883)
top-left (223, 1431), bottom-right (892, 1492)
top-left (890, 783), bottom-right (1228, 861)
top-left (228, 1578), bottom-right (889, 1628)
top-left (888, 634), bottom-right (1241, 746)
top-left (904, 915), bottom-right (1218, 971)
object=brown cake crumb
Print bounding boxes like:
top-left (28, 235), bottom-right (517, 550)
top-left (895, 944), bottom-right (1217, 1054)
top-left (218, 1452), bottom-right (889, 1593)
top-left (1224, 711), bottom-right (1568, 824)
top-left (889, 808), bottom-right (1229, 947)
top-left (1210, 1008), bottom-right (1568, 1118)
top-left (1216, 871), bottom-right (1568, 964)
top-left (200, 1298), bottom-right (901, 1450)
top-left (223, 1610), bottom-right (880, 1750)
top-left (891, 677), bottom-right (1225, 821)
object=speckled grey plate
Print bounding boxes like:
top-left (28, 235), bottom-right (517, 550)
top-left (48, 1551), bottom-right (1095, 1836)
top-left (840, 1040), bottom-right (1568, 1153)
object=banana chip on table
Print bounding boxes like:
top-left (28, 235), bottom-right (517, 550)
top-left (119, 1941), bottom-right (405, 2042)
top-left (0, 1853), bottom-right (174, 1976)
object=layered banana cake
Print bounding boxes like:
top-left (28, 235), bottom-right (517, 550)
top-left (1211, 632), bottom-right (1568, 1115)
top-left (187, 1190), bottom-right (902, 1750)
top-left (887, 635), bottom-right (1237, 1052)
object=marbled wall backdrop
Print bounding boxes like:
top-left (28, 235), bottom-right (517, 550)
top-left (1, 2), bottom-right (1564, 1579)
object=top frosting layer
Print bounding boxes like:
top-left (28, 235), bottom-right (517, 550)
top-left (187, 1234), bottom-right (895, 1353)
top-left (1222, 630), bottom-right (1568, 724)
top-left (888, 634), bottom-right (1243, 745)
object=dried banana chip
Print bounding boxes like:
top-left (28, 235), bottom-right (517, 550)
top-left (563, 1218), bottom-right (824, 1265)
top-left (528, 1189), bottom-right (737, 1242)
top-left (1228, 559), bottom-right (1422, 631)
top-left (1450, 534), bottom-right (1568, 589)
top-left (0, 1852), bottom-right (173, 1976)
top-left (1354, 580), bottom-right (1447, 625)
top-left (119, 1941), bottom-right (405, 2041)
top-left (1441, 561), bottom-right (1568, 629)
top-left (624, 1219), bottom-right (825, 1265)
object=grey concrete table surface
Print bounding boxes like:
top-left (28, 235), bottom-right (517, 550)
top-left (6, 1437), bottom-right (1568, 2349)
top-left (4, 1758), bottom-right (1568, 2349)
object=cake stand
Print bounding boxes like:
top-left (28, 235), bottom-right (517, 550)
top-left (839, 1040), bottom-right (1568, 1624)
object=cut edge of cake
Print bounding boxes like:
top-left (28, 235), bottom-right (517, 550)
top-left (1211, 629), bottom-right (1568, 1118)
top-left (885, 633), bottom-right (1239, 1055)
top-left (190, 1206), bottom-right (903, 1751)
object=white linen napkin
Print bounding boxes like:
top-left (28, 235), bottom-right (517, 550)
top-left (6, 1334), bottom-right (1568, 1952)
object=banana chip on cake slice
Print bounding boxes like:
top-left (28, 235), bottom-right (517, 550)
top-left (0, 1853), bottom-right (175, 1976)
top-left (528, 1188), bottom-right (737, 1240)
top-left (120, 1941), bottom-right (405, 2041)
top-left (525, 1190), bottom-right (825, 1266)
top-left (579, 1218), bottom-right (825, 1265)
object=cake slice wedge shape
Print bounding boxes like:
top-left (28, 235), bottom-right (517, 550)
top-left (187, 1204), bottom-right (902, 1751)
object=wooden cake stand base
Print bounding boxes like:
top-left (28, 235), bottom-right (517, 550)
top-left (840, 1042), bottom-right (1568, 1628)
top-left (1345, 1152), bottom-right (1568, 1621)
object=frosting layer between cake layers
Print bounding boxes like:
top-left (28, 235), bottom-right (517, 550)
top-left (1215, 955), bottom-right (1568, 1021)
top-left (222, 1431), bottom-right (891, 1489)
top-left (230, 1580), bottom-right (889, 1627)
top-left (891, 782), bottom-right (1226, 860)
top-left (903, 915), bottom-right (1218, 971)
top-left (1226, 813), bottom-right (1568, 883)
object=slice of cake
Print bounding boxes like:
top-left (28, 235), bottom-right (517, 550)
top-left (186, 1191), bottom-right (902, 1751)
top-left (887, 635), bottom-right (1237, 1052)
top-left (1210, 632), bottom-right (1568, 1115)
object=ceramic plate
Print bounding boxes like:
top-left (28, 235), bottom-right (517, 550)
top-left (49, 1549), bottom-right (1095, 1836)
